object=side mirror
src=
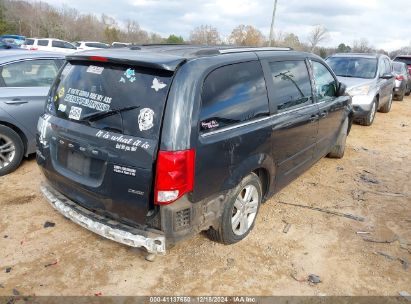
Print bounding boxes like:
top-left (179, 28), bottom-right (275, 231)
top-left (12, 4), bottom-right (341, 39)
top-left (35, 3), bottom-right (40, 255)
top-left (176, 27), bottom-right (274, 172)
top-left (337, 82), bottom-right (347, 96)
top-left (380, 73), bottom-right (394, 80)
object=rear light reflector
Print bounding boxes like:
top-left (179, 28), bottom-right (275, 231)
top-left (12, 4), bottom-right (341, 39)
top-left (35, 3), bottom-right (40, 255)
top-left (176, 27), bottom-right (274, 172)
top-left (154, 149), bottom-right (195, 205)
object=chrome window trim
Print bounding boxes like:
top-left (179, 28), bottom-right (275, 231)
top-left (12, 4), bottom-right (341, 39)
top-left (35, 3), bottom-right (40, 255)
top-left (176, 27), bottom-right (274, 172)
top-left (201, 103), bottom-right (317, 138)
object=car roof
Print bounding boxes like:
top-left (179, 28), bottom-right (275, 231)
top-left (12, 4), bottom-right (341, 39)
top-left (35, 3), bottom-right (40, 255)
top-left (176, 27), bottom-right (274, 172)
top-left (67, 44), bottom-right (295, 71)
top-left (329, 53), bottom-right (387, 59)
top-left (0, 50), bottom-right (65, 63)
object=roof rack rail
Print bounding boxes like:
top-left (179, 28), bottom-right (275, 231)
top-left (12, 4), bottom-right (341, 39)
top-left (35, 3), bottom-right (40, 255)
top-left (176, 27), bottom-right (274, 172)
top-left (219, 47), bottom-right (292, 54)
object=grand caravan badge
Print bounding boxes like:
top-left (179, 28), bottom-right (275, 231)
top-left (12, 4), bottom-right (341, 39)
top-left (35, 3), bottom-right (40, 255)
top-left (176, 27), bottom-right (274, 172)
top-left (138, 108), bottom-right (154, 131)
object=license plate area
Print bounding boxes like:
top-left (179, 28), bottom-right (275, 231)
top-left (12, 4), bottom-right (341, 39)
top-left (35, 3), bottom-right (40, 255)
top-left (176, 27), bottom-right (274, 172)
top-left (67, 151), bottom-right (91, 176)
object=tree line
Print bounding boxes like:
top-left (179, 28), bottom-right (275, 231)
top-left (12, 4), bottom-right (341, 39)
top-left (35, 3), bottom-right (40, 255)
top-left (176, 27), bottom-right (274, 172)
top-left (1, 0), bottom-right (410, 58)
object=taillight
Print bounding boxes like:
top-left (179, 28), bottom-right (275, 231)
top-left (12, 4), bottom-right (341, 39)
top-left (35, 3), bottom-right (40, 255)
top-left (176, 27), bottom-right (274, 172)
top-left (154, 149), bottom-right (195, 205)
top-left (30, 47), bottom-right (38, 51)
top-left (396, 75), bottom-right (404, 81)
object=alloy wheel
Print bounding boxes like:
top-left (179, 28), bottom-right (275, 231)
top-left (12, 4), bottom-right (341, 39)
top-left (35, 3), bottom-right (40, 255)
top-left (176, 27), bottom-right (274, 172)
top-left (231, 184), bottom-right (259, 236)
top-left (0, 134), bottom-right (16, 169)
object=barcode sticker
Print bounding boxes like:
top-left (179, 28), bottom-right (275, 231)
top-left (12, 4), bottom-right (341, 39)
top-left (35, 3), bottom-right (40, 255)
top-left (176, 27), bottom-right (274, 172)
top-left (86, 65), bottom-right (104, 74)
top-left (68, 106), bottom-right (82, 120)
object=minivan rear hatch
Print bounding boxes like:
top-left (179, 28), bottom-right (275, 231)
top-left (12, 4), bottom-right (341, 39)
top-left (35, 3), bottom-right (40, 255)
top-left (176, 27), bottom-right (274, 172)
top-left (38, 53), bottom-right (184, 226)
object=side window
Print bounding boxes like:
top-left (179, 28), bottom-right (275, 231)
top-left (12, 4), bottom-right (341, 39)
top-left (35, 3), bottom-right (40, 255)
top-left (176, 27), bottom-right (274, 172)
top-left (52, 40), bottom-right (64, 48)
top-left (64, 42), bottom-right (76, 49)
top-left (269, 60), bottom-right (313, 112)
top-left (384, 59), bottom-right (392, 74)
top-left (1, 60), bottom-right (59, 87)
top-left (312, 61), bottom-right (337, 102)
top-left (378, 59), bottom-right (386, 77)
top-left (37, 40), bottom-right (48, 46)
top-left (200, 61), bottom-right (269, 132)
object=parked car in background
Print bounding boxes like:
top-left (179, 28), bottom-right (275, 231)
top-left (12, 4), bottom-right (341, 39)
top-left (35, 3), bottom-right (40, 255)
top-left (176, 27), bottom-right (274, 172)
top-left (111, 42), bottom-right (131, 48)
top-left (392, 61), bottom-right (411, 101)
top-left (37, 46), bottom-right (351, 254)
top-left (326, 53), bottom-right (394, 126)
top-left (22, 38), bottom-right (77, 53)
top-left (0, 41), bottom-right (23, 50)
top-left (0, 51), bottom-right (64, 175)
top-left (0, 35), bottom-right (25, 47)
top-left (394, 55), bottom-right (411, 75)
top-left (72, 41), bottom-right (110, 51)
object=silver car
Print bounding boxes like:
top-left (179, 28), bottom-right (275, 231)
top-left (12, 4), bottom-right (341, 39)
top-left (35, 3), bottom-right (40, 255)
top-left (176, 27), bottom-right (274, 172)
top-left (392, 61), bottom-right (411, 101)
top-left (0, 50), bottom-right (64, 175)
top-left (326, 53), bottom-right (394, 126)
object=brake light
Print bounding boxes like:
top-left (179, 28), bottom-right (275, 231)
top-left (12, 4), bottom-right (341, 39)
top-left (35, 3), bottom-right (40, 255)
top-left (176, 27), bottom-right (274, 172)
top-left (89, 56), bottom-right (108, 62)
top-left (30, 47), bottom-right (38, 51)
top-left (154, 149), bottom-right (195, 204)
top-left (396, 75), bottom-right (404, 81)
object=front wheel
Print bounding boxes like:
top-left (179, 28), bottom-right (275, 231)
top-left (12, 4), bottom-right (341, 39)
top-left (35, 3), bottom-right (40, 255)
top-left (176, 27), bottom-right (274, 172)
top-left (379, 93), bottom-right (393, 113)
top-left (328, 119), bottom-right (348, 159)
top-left (207, 173), bottom-right (262, 244)
top-left (358, 98), bottom-right (377, 126)
top-left (0, 125), bottom-right (24, 176)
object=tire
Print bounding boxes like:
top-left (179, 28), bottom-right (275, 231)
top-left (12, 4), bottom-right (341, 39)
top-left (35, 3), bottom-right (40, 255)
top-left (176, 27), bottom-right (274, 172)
top-left (357, 98), bottom-right (377, 126)
top-left (396, 92), bottom-right (404, 101)
top-left (379, 93), bottom-right (393, 113)
top-left (328, 119), bottom-right (348, 159)
top-left (405, 85), bottom-right (411, 96)
top-left (0, 125), bottom-right (24, 176)
top-left (207, 173), bottom-right (262, 245)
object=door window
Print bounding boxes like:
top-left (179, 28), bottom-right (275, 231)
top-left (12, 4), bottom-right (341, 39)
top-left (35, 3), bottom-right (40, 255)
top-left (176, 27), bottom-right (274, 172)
top-left (1, 59), bottom-right (59, 87)
top-left (200, 61), bottom-right (269, 132)
top-left (311, 61), bottom-right (337, 102)
top-left (37, 40), bottom-right (49, 46)
top-left (269, 60), bottom-right (313, 112)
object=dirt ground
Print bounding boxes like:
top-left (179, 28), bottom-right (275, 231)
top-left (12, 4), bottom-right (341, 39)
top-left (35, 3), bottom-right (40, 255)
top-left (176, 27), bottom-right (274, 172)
top-left (0, 97), bottom-right (410, 297)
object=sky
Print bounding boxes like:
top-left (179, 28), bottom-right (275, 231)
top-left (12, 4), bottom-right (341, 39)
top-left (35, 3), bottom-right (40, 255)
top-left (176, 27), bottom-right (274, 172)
top-left (42, 0), bottom-right (411, 51)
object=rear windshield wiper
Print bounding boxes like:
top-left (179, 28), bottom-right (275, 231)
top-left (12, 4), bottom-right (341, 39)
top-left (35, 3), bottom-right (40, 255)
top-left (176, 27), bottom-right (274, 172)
top-left (78, 105), bottom-right (140, 122)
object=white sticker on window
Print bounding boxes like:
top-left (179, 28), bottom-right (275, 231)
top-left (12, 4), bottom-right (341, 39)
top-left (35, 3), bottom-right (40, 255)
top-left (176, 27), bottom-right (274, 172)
top-left (58, 104), bottom-right (67, 112)
top-left (68, 106), bottom-right (82, 120)
top-left (138, 108), bottom-right (154, 131)
top-left (151, 78), bottom-right (167, 92)
top-left (86, 65), bottom-right (104, 75)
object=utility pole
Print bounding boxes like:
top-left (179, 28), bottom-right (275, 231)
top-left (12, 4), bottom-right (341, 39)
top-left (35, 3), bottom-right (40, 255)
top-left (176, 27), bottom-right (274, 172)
top-left (268, 0), bottom-right (278, 47)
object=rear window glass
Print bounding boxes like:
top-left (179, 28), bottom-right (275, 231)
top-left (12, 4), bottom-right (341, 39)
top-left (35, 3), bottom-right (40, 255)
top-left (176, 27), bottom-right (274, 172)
top-left (37, 40), bottom-right (48, 46)
top-left (47, 62), bottom-right (173, 139)
top-left (393, 62), bottom-right (405, 73)
top-left (395, 57), bottom-right (411, 66)
top-left (25, 39), bottom-right (34, 45)
top-left (200, 61), bottom-right (269, 132)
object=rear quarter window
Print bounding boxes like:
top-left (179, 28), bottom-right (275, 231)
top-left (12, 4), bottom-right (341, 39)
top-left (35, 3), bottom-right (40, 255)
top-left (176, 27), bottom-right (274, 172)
top-left (200, 61), bottom-right (269, 132)
top-left (37, 40), bottom-right (49, 46)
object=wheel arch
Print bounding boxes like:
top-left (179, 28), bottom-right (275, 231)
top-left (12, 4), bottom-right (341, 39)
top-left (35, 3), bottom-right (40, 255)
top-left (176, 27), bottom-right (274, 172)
top-left (0, 121), bottom-right (28, 156)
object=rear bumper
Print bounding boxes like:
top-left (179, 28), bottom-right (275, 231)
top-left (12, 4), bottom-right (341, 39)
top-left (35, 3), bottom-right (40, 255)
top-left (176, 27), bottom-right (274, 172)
top-left (40, 182), bottom-right (166, 254)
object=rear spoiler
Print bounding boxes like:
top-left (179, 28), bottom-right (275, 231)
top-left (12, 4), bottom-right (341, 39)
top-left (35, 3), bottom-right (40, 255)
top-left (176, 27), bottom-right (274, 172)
top-left (66, 52), bottom-right (186, 72)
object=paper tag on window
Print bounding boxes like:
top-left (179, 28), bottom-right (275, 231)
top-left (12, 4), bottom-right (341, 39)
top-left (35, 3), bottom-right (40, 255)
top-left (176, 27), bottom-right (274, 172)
top-left (68, 106), bottom-right (82, 120)
top-left (86, 65), bottom-right (104, 75)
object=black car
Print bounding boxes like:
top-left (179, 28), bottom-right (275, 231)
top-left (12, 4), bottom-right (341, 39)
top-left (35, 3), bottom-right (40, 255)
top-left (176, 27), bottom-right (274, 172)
top-left (37, 46), bottom-right (352, 255)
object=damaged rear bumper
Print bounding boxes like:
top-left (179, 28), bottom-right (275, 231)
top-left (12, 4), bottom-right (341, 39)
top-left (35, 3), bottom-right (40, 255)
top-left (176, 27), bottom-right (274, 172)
top-left (40, 183), bottom-right (166, 254)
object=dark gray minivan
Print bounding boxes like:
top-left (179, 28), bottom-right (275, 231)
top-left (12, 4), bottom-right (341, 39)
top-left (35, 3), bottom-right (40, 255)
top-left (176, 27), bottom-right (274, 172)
top-left (37, 46), bottom-right (352, 254)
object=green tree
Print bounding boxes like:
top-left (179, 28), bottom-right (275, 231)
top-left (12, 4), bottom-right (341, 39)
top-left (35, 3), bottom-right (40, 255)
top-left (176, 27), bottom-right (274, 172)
top-left (166, 34), bottom-right (184, 44)
top-left (337, 43), bottom-right (351, 53)
top-left (104, 26), bottom-right (120, 44)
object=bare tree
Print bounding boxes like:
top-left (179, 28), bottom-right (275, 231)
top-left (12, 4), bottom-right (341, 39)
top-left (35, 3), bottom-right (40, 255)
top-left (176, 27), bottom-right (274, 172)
top-left (352, 38), bottom-right (374, 53)
top-left (189, 25), bottom-right (221, 45)
top-left (308, 25), bottom-right (329, 52)
top-left (229, 24), bottom-right (265, 46)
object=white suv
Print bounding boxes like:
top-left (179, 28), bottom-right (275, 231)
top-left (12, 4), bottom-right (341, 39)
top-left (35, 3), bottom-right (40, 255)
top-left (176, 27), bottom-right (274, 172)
top-left (23, 38), bottom-right (77, 54)
top-left (72, 41), bottom-right (110, 51)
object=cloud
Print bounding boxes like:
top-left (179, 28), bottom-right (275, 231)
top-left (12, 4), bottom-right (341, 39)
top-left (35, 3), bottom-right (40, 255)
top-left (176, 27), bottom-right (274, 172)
top-left (41, 0), bottom-right (411, 51)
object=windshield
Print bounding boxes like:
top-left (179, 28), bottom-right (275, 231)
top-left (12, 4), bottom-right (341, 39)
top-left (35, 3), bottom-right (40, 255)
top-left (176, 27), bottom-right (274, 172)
top-left (326, 57), bottom-right (377, 79)
top-left (46, 61), bottom-right (173, 138)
